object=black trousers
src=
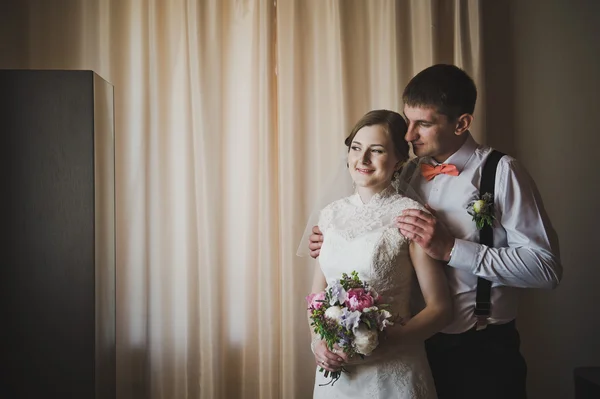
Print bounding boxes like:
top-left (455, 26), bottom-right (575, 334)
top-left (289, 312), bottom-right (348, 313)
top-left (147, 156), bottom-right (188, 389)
top-left (425, 320), bottom-right (527, 399)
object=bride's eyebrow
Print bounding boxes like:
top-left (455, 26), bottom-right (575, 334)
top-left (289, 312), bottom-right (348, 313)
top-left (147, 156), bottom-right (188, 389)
top-left (352, 141), bottom-right (386, 147)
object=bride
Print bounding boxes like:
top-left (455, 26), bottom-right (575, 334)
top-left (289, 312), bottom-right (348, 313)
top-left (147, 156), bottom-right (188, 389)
top-left (306, 109), bottom-right (451, 398)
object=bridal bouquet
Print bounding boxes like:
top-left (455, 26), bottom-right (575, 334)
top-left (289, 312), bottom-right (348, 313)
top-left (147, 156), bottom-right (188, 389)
top-left (306, 271), bottom-right (394, 385)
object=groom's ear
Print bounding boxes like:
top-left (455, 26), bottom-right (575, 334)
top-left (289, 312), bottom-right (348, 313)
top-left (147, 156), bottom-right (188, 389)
top-left (454, 113), bottom-right (473, 136)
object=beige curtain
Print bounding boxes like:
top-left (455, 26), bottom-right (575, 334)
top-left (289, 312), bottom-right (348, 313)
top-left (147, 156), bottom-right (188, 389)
top-left (1, 1), bottom-right (481, 397)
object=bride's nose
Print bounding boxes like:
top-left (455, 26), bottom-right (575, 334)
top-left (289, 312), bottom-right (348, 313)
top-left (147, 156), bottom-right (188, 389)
top-left (361, 151), bottom-right (371, 164)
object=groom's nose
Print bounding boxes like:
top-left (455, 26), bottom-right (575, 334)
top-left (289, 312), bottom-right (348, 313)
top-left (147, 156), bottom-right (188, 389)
top-left (405, 123), bottom-right (418, 142)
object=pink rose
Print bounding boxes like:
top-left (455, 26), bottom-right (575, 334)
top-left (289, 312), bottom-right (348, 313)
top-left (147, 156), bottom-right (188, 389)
top-left (345, 288), bottom-right (375, 312)
top-left (306, 291), bottom-right (326, 310)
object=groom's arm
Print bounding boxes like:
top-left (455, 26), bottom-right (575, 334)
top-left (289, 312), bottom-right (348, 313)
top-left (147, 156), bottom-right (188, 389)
top-left (447, 158), bottom-right (562, 289)
top-left (396, 158), bottom-right (562, 290)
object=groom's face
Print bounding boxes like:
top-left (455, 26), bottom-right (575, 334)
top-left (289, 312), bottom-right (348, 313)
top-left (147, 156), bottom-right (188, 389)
top-left (403, 105), bottom-right (459, 163)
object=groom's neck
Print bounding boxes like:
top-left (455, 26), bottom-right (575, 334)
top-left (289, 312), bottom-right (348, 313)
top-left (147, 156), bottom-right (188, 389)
top-left (431, 131), bottom-right (470, 163)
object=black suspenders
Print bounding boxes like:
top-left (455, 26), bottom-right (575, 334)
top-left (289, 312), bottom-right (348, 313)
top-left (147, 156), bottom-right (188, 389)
top-left (474, 150), bottom-right (505, 330)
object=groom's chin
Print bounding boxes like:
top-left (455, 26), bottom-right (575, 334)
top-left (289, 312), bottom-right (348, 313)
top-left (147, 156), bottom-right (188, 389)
top-left (411, 146), bottom-right (425, 157)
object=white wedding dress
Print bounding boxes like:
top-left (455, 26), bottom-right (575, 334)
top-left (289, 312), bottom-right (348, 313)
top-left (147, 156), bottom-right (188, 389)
top-left (313, 185), bottom-right (437, 399)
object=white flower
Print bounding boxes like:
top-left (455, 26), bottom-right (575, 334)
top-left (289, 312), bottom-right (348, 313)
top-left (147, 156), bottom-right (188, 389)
top-left (353, 324), bottom-right (379, 355)
top-left (378, 310), bottom-right (394, 331)
top-left (324, 306), bottom-right (343, 323)
top-left (472, 199), bottom-right (485, 214)
top-left (466, 192), bottom-right (495, 230)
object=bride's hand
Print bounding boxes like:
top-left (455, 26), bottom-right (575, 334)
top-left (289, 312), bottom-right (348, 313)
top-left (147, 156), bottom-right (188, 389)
top-left (313, 341), bottom-right (348, 372)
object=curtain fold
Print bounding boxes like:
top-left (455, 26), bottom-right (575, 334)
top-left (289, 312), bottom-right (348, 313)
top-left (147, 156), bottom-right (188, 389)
top-left (1, 1), bottom-right (482, 397)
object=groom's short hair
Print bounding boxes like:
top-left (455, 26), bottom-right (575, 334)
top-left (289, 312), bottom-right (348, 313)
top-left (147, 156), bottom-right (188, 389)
top-left (402, 64), bottom-right (477, 121)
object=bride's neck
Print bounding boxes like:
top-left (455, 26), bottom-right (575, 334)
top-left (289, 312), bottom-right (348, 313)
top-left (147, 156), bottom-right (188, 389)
top-left (356, 183), bottom-right (392, 204)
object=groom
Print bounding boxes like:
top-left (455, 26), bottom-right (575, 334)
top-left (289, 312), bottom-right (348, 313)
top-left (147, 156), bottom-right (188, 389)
top-left (308, 64), bottom-right (562, 398)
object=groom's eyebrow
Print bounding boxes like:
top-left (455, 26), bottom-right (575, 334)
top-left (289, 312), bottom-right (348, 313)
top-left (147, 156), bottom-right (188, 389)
top-left (411, 118), bottom-right (434, 125)
top-left (403, 113), bottom-right (435, 123)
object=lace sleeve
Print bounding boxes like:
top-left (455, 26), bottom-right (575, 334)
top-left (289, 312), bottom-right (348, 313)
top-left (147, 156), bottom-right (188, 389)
top-left (317, 202), bottom-right (335, 234)
top-left (390, 196), bottom-right (429, 220)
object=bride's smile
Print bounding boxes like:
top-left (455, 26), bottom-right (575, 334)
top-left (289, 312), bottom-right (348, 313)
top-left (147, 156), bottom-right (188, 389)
top-left (355, 167), bottom-right (374, 174)
top-left (347, 124), bottom-right (402, 202)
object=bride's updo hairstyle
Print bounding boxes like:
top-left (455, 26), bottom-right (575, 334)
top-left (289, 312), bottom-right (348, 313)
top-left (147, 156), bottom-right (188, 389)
top-left (344, 109), bottom-right (410, 164)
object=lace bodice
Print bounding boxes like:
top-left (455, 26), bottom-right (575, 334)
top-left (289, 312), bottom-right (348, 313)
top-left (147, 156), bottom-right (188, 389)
top-left (318, 185), bottom-right (410, 240)
top-left (318, 186), bottom-right (426, 320)
top-left (313, 186), bottom-right (436, 399)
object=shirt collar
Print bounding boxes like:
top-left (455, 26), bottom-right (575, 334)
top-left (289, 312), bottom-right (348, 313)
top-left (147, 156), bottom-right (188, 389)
top-left (420, 132), bottom-right (479, 173)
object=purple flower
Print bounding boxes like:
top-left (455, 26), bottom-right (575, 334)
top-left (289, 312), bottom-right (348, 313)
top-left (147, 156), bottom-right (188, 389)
top-left (327, 281), bottom-right (347, 306)
top-left (340, 308), bottom-right (362, 332)
top-left (337, 335), bottom-right (351, 348)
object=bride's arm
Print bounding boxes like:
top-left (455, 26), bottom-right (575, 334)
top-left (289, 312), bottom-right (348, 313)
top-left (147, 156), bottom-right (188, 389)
top-left (390, 242), bottom-right (453, 343)
top-left (307, 263), bottom-right (349, 371)
top-left (307, 263), bottom-right (327, 327)
top-left (344, 243), bottom-right (451, 365)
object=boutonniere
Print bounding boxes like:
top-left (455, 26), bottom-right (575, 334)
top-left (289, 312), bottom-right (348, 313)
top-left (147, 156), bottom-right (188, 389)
top-left (467, 192), bottom-right (495, 230)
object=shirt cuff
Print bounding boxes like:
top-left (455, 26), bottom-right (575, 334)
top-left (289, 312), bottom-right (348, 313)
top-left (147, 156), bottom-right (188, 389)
top-left (447, 238), bottom-right (480, 272)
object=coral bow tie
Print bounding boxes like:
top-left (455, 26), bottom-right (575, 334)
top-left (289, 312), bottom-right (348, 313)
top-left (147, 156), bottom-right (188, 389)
top-left (420, 163), bottom-right (460, 181)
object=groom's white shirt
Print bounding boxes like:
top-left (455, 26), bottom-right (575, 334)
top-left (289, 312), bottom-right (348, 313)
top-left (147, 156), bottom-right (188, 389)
top-left (410, 133), bottom-right (562, 334)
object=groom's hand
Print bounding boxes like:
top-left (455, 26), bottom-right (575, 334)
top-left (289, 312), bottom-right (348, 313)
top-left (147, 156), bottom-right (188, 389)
top-left (309, 225), bottom-right (323, 259)
top-left (395, 206), bottom-right (455, 262)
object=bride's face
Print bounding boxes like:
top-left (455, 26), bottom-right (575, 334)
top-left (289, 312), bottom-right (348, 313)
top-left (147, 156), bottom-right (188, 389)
top-left (347, 124), bottom-right (400, 194)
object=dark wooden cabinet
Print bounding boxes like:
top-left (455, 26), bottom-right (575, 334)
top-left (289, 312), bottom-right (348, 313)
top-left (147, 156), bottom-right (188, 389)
top-left (574, 367), bottom-right (600, 399)
top-left (0, 70), bottom-right (116, 399)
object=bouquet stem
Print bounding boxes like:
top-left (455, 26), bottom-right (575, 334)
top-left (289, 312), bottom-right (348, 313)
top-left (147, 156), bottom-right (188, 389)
top-left (318, 368), bottom-right (346, 386)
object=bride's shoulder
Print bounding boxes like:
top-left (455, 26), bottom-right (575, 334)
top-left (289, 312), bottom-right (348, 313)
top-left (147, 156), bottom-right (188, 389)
top-left (318, 195), bottom-right (354, 231)
top-left (389, 194), bottom-right (427, 213)
top-left (321, 194), bottom-right (355, 213)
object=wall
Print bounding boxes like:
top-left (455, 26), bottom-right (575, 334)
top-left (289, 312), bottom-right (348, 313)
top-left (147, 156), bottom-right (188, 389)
top-left (483, 1), bottom-right (600, 398)
top-left (0, 1), bottom-right (28, 66)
